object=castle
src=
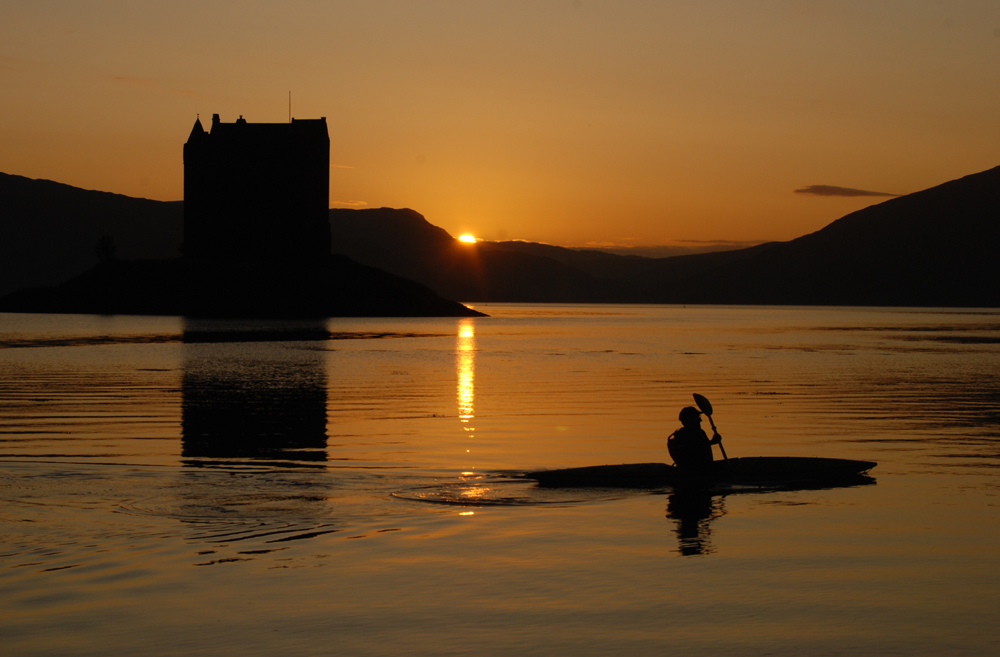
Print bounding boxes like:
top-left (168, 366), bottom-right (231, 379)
top-left (182, 113), bottom-right (331, 261)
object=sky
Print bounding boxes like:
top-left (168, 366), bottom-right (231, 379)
top-left (2, 0), bottom-right (999, 249)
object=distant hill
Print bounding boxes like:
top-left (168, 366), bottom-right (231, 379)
top-left (332, 166), bottom-right (1000, 307)
top-left (0, 173), bottom-right (183, 296)
top-left (329, 208), bottom-right (644, 302)
top-left (329, 208), bottom-right (775, 302)
top-left (0, 173), bottom-right (479, 318)
top-left (5, 165), bottom-right (1000, 308)
top-left (654, 166), bottom-right (1000, 306)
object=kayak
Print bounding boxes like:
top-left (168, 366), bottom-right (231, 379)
top-left (526, 457), bottom-right (877, 489)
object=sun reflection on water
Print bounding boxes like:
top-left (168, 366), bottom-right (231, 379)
top-left (457, 320), bottom-right (475, 422)
top-left (457, 319), bottom-right (475, 465)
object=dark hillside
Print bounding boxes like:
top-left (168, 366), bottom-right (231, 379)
top-left (329, 163), bottom-right (1000, 307)
top-left (5, 165), bottom-right (999, 308)
top-left (0, 256), bottom-right (482, 318)
top-left (0, 173), bottom-right (183, 296)
top-left (663, 166), bottom-right (1000, 306)
top-left (330, 208), bottom-right (643, 302)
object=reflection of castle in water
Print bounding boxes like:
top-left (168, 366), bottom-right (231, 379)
top-left (181, 321), bottom-right (329, 464)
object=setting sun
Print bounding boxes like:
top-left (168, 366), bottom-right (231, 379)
top-left (458, 235), bottom-right (477, 244)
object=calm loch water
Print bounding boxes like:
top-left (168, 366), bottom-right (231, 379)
top-left (1, 305), bottom-right (998, 655)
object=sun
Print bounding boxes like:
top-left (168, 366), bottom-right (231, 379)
top-left (458, 234), bottom-right (477, 243)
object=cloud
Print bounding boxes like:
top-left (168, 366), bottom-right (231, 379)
top-left (583, 238), bottom-right (763, 251)
top-left (331, 200), bottom-right (368, 207)
top-left (331, 164), bottom-right (355, 169)
top-left (672, 239), bottom-right (764, 247)
top-left (576, 239), bottom-right (767, 259)
top-left (582, 238), bottom-right (640, 248)
top-left (794, 185), bottom-right (898, 197)
top-left (580, 241), bottom-right (767, 259)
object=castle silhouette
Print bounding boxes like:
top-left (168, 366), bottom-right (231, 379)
top-left (183, 113), bottom-right (331, 261)
top-left (0, 113), bottom-right (482, 318)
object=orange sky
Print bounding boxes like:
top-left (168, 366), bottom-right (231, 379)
top-left (2, 1), bottom-right (999, 248)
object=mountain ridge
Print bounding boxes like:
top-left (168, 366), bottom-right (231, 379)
top-left (0, 173), bottom-right (481, 317)
top-left (331, 166), bottom-right (1000, 307)
top-left (4, 165), bottom-right (999, 307)
top-left (660, 165), bottom-right (1000, 305)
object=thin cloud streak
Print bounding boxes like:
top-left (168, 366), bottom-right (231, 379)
top-left (672, 239), bottom-right (764, 247)
top-left (331, 200), bottom-right (368, 207)
top-left (795, 185), bottom-right (898, 198)
top-left (490, 238), bottom-right (763, 258)
top-left (572, 239), bottom-right (768, 259)
top-left (584, 239), bottom-right (762, 249)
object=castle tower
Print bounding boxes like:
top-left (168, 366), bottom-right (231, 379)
top-left (183, 113), bottom-right (331, 262)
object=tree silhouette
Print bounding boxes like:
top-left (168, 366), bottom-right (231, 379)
top-left (95, 235), bottom-right (117, 264)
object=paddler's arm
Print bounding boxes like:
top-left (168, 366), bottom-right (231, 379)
top-left (710, 432), bottom-right (722, 445)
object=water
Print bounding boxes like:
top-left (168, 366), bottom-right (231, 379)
top-left (1, 305), bottom-right (998, 656)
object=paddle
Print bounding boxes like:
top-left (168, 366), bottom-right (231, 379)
top-left (693, 393), bottom-right (727, 460)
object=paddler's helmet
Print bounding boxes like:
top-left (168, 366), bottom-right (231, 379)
top-left (678, 406), bottom-right (702, 424)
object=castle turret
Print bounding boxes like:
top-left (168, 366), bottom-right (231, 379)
top-left (187, 117), bottom-right (207, 141)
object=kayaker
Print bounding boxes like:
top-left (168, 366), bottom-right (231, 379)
top-left (667, 406), bottom-right (721, 470)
